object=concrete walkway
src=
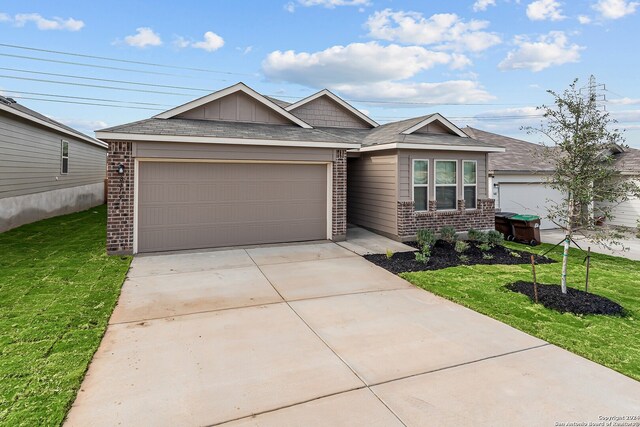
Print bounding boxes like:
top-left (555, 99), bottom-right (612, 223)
top-left (541, 228), bottom-right (640, 260)
top-left (65, 243), bottom-right (640, 426)
top-left (337, 226), bottom-right (416, 255)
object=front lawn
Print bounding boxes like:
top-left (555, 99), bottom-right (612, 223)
top-left (402, 242), bottom-right (640, 381)
top-left (0, 206), bottom-right (131, 426)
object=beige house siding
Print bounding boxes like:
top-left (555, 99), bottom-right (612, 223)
top-left (347, 151), bottom-right (398, 235)
top-left (288, 95), bottom-right (371, 129)
top-left (397, 150), bottom-right (488, 202)
top-left (175, 92), bottom-right (292, 125)
top-left (413, 121), bottom-right (456, 135)
top-left (0, 112), bottom-right (106, 199)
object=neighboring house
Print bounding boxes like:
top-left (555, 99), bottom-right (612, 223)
top-left (468, 127), bottom-right (640, 230)
top-left (600, 148), bottom-right (640, 229)
top-left (465, 127), bottom-right (563, 230)
top-left (96, 82), bottom-right (503, 255)
top-left (0, 96), bottom-right (107, 232)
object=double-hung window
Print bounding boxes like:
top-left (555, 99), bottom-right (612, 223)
top-left (435, 160), bottom-right (457, 210)
top-left (61, 140), bottom-right (69, 174)
top-left (412, 159), bottom-right (429, 211)
top-left (463, 160), bottom-right (477, 209)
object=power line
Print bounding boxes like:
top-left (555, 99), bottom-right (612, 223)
top-left (1, 89), bottom-right (173, 107)
top-left (0, 74), bottom-right (195, 96)
top-left (9, 96), bottom-right (164, 111)
top-left (0, 42), bottom-right (255, 76)
top-left (0, 67), bottom-right (215, 92)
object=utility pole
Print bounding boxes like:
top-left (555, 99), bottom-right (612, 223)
top-left (581, 74), bottom-right (607, 111)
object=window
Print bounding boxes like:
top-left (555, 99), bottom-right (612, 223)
top-left (60, 140), bottom-right (69, 174)
top-left (412, 159), bottom-right (429, 211)
top-left (463, 160), bottom-right (477, 209)
top-left (435, 160), bottom-right (457, 210)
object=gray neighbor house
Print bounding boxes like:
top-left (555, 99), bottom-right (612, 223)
top-left (0, 95), bottom-right (107, 232)
top-left (97, 82), bottom-right (504, 255)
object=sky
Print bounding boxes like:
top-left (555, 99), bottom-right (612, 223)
top-left (1, 0), bottom-right (639, 148)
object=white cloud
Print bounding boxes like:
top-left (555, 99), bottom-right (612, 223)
top-left (526, 0), bottom-right (565, 21)
top-left (124, 27), bottom-right (162, 48)
top-left (8, 13), bottom-right (84, 31)
top-left (237, 46), bottom-right (254, 55)
top-left (578, 14), bottom-right (592, 23)
top-left (498, 31), bottom-right (583, 72)
top-left (284, 2), bottom-right (296, 12)
top-left (473, 0), bottom-right (497, 11)
top-left (52, 117), bottom-right (109, 132)
top-left (608, 97), bottom-right (640, 105)
top-left (592, 0), bottom-right (639, 19)
top-left (263, 42), bottom-right (467, 87)
top-left (611, 109), bottom-right (640, 122)
top-left (365, 9), bottom-right (501, 52)
top-left (191, 31), bottom-right (225, 52)
top-left (332, 80), bottom-right (494, 103)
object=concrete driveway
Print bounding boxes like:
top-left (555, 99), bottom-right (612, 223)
top-left (66, 242), bottom-right (640, 426)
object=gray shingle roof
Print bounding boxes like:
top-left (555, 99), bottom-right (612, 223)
top-left (99, 118), bottom-right (355, 144)
top-left (263, 96), bottom-right (291, 108)
top-left (0, 95), bottom-right (101, 144)
top-left (613, 148), bottom-right (640, 174)
top-left (466, 127), bottom-right (555, 173)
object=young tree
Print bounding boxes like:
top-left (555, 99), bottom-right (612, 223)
top-left (524, 79), bottom-right (639, 294)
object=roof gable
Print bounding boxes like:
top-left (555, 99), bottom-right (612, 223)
top-left (286, 90), bottom-right (378, 128)
top-left (154, 82), bottom-right (312, 129)
top-left (401, 113), bottom-right (468, 138)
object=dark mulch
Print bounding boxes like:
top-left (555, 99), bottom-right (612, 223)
top-left (506, 281), bottom-right (625, 316)
top-left (364, 240), bottom-right (555, 274)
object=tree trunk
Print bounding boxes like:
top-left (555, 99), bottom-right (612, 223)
top-left (561, 235), bottom-right (569, 294)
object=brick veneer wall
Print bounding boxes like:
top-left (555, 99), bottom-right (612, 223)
top-left (332, 149), bottom-right (347, 241)
top-left (106, 141), bottom-right (134, 255)
top-left (397, 198), bottom-right (495, 239)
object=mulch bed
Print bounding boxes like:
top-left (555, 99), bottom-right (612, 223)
top-left (506, 281), bottom-right (624, 316)
top-left (364, 240), bottom-right (555, 274)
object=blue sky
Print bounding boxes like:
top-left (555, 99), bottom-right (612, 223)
top-left (1, 0), bottom-right (639, 147)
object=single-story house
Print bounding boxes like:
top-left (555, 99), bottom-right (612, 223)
top-left (468, 127), bottom-right (639, 230)
top-left (96, 82), bottom-right (503, 255)
top-left (0, 95), bottom-right (107, 232)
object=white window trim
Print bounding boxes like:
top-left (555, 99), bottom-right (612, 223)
top-left (412, 159), bottom-right (429, 212)
top-left (463, 160), bottom-right (477, 210)
top-left (435, 160), bottom-right (457, 211)
top-left (60, 140), bottom-right (69, 175)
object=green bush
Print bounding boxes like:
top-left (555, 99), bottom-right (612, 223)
top-left (439, 226), bottom-right (458, 243)
top-left (467, 228), bottom-right (487, 242)
top-left (478, 243), bottom-right (492, 252)
top-left (414, 251), bottom-right (430, 264)
top-left (386, 249), bottom-right (394, 259)
top-left (487, 230), bottom-right (505, 246)
top-left (458, 254), bottom-right (470, 264)
top-left (416, 228), bottom-right (437, 249)
top-left (482, 253), bottom-right (494, 260)
top-left (454, 240), bottom-right (470, 254)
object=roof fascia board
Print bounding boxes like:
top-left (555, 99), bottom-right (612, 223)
top-left (359, 142), bottom-right (505, 153)
top-left (153, 82), bottom-right (313, 129)
top-left (0, 103), bottom-right (107, 148)
top-left (401, 113), bottom-right (468, 138)
top-left (285, 89), bottom-right (379, 128)
top-left (95, 131), bottom-right (360, 149)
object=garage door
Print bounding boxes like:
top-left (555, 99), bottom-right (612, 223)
top-left (498, 182), bottom-right (564, 229)
top-left (137, 162), bottom-right (328, 252)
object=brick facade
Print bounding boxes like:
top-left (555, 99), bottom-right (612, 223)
top-left (397, 198), bottom-right (495, 240)
top-left (332, 149), bottom-right (347, 241)
top-left (106, 141), bottom-right (134, 255)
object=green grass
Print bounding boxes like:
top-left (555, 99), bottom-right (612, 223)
top-left (401, 242), bottom-right (640, 381)
top-left (0, 205), bottom-right (131, 426)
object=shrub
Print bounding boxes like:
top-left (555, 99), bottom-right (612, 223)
top-left (386, 249), bottom-right (394, 259)
top-left (458, 254), bottom-right (469, 264)
top-left (454, 240), bottom-right (469, 254)
top-left (439, 226), bottom-right (458, 243)
top-left (478, 243), bottom-right (491, 252)
top-left (487, 230), bottom-right (504, 246)
top-left (467, 228), bottom-right (487, 242)
top-left (414, 251), bottom-right (430, 264)
top-left (482, 253), bottom-right (494, 260)
top-left (509, 251), bottom-right (522, 258)
top-left (416, 229), bottom-right (437, 249)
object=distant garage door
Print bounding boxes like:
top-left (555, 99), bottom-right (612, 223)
top-left (498, 182), bottom-right (564, 230)
top-left (137, 162), bottom-right (328, 253)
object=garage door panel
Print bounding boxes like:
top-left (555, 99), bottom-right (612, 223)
top-left (137, 162), bottom-right (328, 252)
top-left (498, 182), bottom-right (564, 229)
